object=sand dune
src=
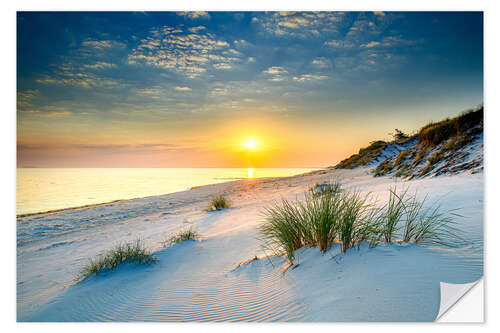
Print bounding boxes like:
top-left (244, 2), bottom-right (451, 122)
top-left (17, 167), bottom-right (483, 321)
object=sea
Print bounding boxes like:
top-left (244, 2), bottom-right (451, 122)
top-left (16, 168), bottom-right (319, 216)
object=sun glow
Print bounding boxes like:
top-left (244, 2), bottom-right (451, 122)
top-left (243, 138), bottom-right (259, 151)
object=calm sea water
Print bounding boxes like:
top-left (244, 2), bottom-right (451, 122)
top-left (17, 168), bottom-right (318, 215)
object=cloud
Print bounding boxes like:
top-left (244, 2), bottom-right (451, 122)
top-left (175, 86), bottom-right (192, 91)
top-left (253, 12), bottom-right (346, 38)
top-left (18, 108), bottom-right (71, 117)
top-left (17, 89), bottom-right (39, 108)
top-left (177, 11), bottom-right (210, 19)
top-left (293, 74), bottom-right (328, 82)
top-left (36, 73), bottom-right (120, 89)
top-left (82, 62), bottom-right (117, 70)
top-left (263, 66), bottom-right (289, 82)
top-left (210, 87), bottom-right (228, 96)
top-left (134, 87), bottom-right (164, 98)
top-left (127, 25), bottom-right (242, 77)
top-left (263, 66), bottom-right (288, 75)
top-left (19, 143), bottom-right (182, 154)
top-left (362, 41), bottom-right (381, 48)
top-left (361, 36), bottom-right (419, 49)
top-left (81, 39), bottom-right (126, 50)
top-left (188, 26), bottom-right (206, 33)
top-left (324, 40), bottom-right (355, 49)
top-left (311, 57), bottom-right (331, 68)
top-left (44, 111), bottom-right (72, 117)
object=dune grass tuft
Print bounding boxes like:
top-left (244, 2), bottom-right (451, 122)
top-left (379, 187), bottom-right (408, 243)
top-left (76, 240), bottom-right (157, 282)
top-left (259, 198), bottom-right (306, 263)
top-left (302, 190), bottom-right (343, 252)
top-left (259, 182), bottom-right (465, 264)
top-left (163, 228), bottom-right (200, 247)
top-left (206, 195), bottom-right (231, 211)
top-left (412, 205), bottom-right (464, 246)
top-left (337, 191), bottom-right (374, 253)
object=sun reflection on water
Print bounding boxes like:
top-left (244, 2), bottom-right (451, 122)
top-left (247, 168), bottom-right (255, 179)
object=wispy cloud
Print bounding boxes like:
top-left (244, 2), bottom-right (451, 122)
top-left (362, 41), bottom-right (381, 48)
top-left (177, 11), bottom-right (210, 20)
top-left (311, 57), bottom-right (331, 68)
top-left (293, 74), bottom-right (328, 82)
top-left (81, 39), bottom-right (126, 50)
top-left (263, 66), bottom-right (289, 82)
top-left (175, 86), bottom-right (192, 91)
top-left (18, 105), bottom-right (72, 117)
top-left (17, 89), bottom-right (39, 109)
top-left (82, 62), bottom-right (117, 70)
top-left (36, 73), bottom-right (120, 89)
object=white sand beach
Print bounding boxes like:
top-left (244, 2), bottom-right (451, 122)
top-left (17, 167), bottom-right (483, 322)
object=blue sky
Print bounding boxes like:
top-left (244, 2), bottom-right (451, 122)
top-left (17, 11), bottom-right (483, 167)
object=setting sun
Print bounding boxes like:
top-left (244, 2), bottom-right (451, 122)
top-left (243, 138), bottom-right (259, 151)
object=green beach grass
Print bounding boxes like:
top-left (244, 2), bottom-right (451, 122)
top-left (259, 182), bottom-right (464, 263)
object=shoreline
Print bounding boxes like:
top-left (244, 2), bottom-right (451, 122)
top-left (16, 180), bottom-right (233, 219)
top-left (17, 168), bottom-right (324, 219)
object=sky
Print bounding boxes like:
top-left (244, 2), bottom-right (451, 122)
top-left (17, 11), bottom-right (483, 168)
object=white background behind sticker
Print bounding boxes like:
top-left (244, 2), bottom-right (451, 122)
top-left (438, 279), bottom-right (484, 322)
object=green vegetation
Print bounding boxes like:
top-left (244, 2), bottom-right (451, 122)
top-left (418, 107), bottom-right (483, 146)
top-left (76, 240), bottom-right (157, 282)
top-left (206, 194), bottom-right (231, 211)
top-left (335, 140), bottom-right (387, 169)
top-left (340, 105), bottom-right (483, 179)
top-left (163, 228), bottom-right (199, 247)
top-left (394, 150), bottom-right (410, 166)
top-left (379, 188), bottom-right (408, 243)
top-left (443, 134), bottom-right (473, 153)
top-left (427, 150), bottom-right (442, 165)
top-left (259, 198), bottom-right (307, 263)
top-left (259, 183), bottom-right (463, 264)
top-left (391, 129), bottom-right (415, 144)
top-left (413, 206), bottom-right (464, 246)
top-left (336, 191), bottom-right (373, 253)
top-left (401, 192), bottom-right (427, 242)
top-left (414, 146), bottom-right (429, 165)
top-left (373, 160), bottom-right (394, 177)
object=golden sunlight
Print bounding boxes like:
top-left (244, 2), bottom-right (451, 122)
top-left (243, 138), bottom-right (259, 151)
top-left (247, 167), bottom-right (255, 179)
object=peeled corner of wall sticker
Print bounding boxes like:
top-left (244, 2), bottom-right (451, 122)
top-left (436, 278), bottom-right (484, 323)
